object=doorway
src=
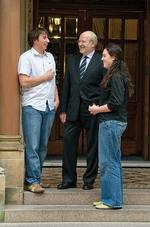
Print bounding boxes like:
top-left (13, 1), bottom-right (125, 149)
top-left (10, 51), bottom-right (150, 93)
top-left (34, 2), bottom-right (145, 158)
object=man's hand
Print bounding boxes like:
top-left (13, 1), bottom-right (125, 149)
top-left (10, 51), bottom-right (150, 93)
top-left (60, 113), bottom-right (66, 124)
top-left (43, 69), bottom-right (55, 81)
top-left (19, 69), bottom-right (55, 89)
top-left (54, 87), bottom-right (59, 110)
top-left (54, 99), bottom-right (59, 110)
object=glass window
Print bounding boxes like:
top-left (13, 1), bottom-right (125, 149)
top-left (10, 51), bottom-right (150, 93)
top-left (125, 19), bottom-right (138, 40)
top-left (92, 18), bottom-right (105, 39)
top-left (65, 17), bottom-right (78, 38)
top-left (48, 17), bottom-right (61, 38)
top-left (109, 18), bottom-right (122, 39)
top-left (38, 16), bottom-right (45, 28)
top-left (96, 42), bottom-right (104, 52)
top-left (124, 42), bottom-right (138, 90)
top-left (47, 41), bottom-right (61, 83)
top-left (64, 41), bottom-right (78, 74)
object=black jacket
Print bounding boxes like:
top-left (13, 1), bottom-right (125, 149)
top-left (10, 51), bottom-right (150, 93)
top-left (98, 73), bottom-right (129, 123)
top-left (61, 52), bottom-right (104, 121)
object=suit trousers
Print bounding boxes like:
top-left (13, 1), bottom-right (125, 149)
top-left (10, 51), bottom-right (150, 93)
top-left (62, 101), bottom-right (98, 185)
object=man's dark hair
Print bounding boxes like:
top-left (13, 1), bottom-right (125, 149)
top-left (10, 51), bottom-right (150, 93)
top-left (28, 27), bottom-right (48, 47)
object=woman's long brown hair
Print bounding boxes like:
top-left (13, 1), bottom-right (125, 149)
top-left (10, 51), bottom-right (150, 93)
top-left (101, 43), bottom-right (134, 97)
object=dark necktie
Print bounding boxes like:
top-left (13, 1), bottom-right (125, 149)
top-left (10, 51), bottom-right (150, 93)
top-left (79, 56), bottom-right (88, 79)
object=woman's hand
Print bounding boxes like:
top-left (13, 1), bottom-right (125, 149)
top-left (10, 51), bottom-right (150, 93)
top-left (89, 103), bottom-right (111, 114)
top-left (88, 104), bottom-right (100, 115)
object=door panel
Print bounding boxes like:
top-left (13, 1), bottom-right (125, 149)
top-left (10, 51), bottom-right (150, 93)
top-left (123, 42), bottom-right (142, 155)
top-left (37, 13), bottom-right (81, 155)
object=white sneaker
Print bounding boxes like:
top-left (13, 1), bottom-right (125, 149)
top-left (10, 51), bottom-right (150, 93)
top-left (96, 203), bottom-right (111, 209)
top-left (93, 201), bottom-right (102, 206)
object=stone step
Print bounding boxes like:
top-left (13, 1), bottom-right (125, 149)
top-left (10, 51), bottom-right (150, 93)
top-left (23, 188), bottom-right (150, 205)
top-left (43, 159), bottom-right (150, 168)
top-left (1, 222), bottom-right (150, 227)
top-left (4, 204), bottom-right (150, 223)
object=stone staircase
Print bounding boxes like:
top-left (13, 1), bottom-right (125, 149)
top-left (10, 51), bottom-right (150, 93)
top-left (3, 188), bottom-right (150, 224)
top-left (2, 160), bottom-right (150, 226)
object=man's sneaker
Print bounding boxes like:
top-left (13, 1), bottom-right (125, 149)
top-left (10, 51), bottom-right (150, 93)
top-left (25, 183), bottom-right (45, 193)
top-left (40, 183), bottom-right (50, 188)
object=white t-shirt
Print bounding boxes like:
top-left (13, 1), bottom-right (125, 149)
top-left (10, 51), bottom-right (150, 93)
top-left (18, 48), bottom-right (56, 111)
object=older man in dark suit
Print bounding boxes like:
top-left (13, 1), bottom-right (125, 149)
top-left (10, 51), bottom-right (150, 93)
top-left (57, 31), bottom-right (104, 190)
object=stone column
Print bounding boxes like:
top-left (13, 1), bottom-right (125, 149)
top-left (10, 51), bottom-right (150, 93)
top-left (0, 0), bottom-right (24, 204)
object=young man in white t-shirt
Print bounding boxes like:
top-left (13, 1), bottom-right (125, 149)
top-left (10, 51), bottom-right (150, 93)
top-left (18, 28), bottom-right (59, 193)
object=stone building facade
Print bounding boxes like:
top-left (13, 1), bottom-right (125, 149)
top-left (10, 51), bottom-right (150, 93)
top-left (0, 0), bottom-right (149, 205)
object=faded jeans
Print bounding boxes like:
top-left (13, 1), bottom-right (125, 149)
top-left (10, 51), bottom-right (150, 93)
top-left (22, 105), bottom-right (55, 185)
top-left (98, 120), bottom-right (127, 208)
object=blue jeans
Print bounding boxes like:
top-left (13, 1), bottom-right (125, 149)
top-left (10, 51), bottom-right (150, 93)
top-left (22, 105), bottom-right (55, 185)
top-left (98, 120), bottom-right (127, 208)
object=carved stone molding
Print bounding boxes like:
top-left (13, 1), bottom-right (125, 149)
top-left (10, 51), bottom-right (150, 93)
top-left (0, 135), bottom-right (24, 152)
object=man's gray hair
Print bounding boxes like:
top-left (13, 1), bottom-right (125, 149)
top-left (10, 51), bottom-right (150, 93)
top-left (81, 30), bottom-right (98, 46)
top-left (89, 31), bottom-right (98, 46)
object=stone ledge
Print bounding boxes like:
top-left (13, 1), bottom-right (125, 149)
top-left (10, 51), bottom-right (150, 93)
top-left (43, 159), bottom-right (150, 168)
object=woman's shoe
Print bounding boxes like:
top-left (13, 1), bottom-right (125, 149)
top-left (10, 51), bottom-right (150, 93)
top-left (95, 203), bottom-right (111, 209)
top-left (96, 203), bottom-right (122, 209)
top-left (93, 201), bottom-right (102, 206)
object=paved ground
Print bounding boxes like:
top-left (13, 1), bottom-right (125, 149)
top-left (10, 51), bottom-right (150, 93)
top-left (42, 166), bottom-right (150, 189)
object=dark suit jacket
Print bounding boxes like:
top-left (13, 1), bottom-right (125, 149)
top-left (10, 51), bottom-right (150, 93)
top-left (61, 51), bottom-right (104, 121)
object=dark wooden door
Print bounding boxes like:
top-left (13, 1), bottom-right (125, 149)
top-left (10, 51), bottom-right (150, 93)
top-left (37, 11), bottom-right (83, 155)
top-left (34, 1), bottom-right (145, 157)
top-left (86, 11), bottom-right (145, 156)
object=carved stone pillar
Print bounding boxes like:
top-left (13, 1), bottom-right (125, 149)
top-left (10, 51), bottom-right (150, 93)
top-left (0, 0), bottom-right (24, 204)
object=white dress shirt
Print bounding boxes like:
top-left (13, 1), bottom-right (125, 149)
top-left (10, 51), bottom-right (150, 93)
top-left (80, 50), bottom-right (95, 70)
